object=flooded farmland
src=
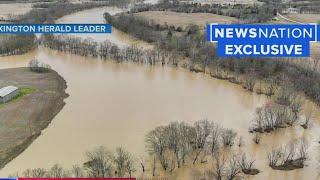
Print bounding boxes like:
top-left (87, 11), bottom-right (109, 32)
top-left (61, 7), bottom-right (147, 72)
top-left (0, 5), bottom-right (319, 180)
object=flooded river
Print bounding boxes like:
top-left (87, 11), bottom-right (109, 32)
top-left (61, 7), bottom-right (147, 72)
top-left (0, 5), bottom-right (319, 180)
top-left (56, 7), bottom-right (152, 48)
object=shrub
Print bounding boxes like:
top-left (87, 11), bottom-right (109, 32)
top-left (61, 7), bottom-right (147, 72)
top-left (28, 59), bottom-right (51, 73)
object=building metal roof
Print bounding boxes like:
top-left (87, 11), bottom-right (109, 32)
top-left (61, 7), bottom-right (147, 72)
top-left (0, 86), bottom-right (18, 98)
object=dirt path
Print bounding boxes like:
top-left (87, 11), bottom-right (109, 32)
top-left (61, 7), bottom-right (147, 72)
top-left (0, 68), bottom-right (68, 169)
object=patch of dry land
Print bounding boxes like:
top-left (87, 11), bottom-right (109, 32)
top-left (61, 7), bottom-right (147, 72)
top-left (285, 13), bottom-right (320, 24)
top-left (0, 68), bottom-right (68, 169)
top-left (0, 3), bottom-right (32, 19)
top-left (135, 11), bottom-right (237, 28)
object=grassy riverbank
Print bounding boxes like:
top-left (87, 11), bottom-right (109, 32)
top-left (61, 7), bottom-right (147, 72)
top-left (0, 67), bottom-right (68, 169)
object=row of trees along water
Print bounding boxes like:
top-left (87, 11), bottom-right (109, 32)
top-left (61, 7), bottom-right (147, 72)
top-left (41, 34), bottom-right (175, 66)
top-left (0, 35), bottom-right (36, 56)
top-left (104, 11), bottom-right (320, 108)
top-left (10, 119), bottom-right (309, 179)
top-left (0, 0), bottom-right (131, 56)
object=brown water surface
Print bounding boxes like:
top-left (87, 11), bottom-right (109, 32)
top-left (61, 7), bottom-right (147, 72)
top-left (0, 47), bottom-right (267, 175)
top-left (0, 6), bottom-right (319, 180)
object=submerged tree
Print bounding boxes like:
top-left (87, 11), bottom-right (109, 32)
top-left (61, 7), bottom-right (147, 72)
top-left (84, 146), bottom-right (113, 177)
top-left (113, 147), bottom-right (136, 178)
top-left (267, 138), bottom-right (308, 170)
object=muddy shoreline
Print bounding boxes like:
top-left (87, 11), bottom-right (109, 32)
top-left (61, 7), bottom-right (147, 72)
top-left (0, 67), bottom-right (68, 169)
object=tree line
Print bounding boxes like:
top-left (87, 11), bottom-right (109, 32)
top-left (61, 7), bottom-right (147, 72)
top-left (10, 146), bottom-right (135, 178)
top-left (0, 35), bottom-right (36, 56)
top-left (41, 34), bottom-right (176, 66)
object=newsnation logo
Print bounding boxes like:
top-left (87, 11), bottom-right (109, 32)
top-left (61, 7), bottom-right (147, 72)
top-left (206, 24), bottom-right (320, 58)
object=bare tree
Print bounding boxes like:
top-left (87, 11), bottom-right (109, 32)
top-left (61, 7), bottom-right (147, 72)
top-left (178, 122), bottom-right (194, 165)
top-left (212, 152), bottom-right (226, 180)
top-left (267, 139), bottom-right (308, 170)
top-left (253, 133), bottom-right (261, 144)
top-left (22, 169), bottom-right (32, 177)
top-left (139, 157), bottom-right (145, 173)
top-left (191, 119), bottom-right (212, 164)
top-left (267, 148), bottom-right (282, 167)
top-left (264, 78), bottom-right (277, 97)
top-left (145, 126), bottom-right (168, 171)
top-left (221, 129), bottom-right (237, 147)
top-left (113, 147), bottom-right (136, 178)
top-left (70, 165), bottom-right (84, 177)
top-left (290, 95), bottom-right (304, 119)
top-left (225, 155), bottom-right (242, 180)
top-left (301, 108), bottom-right (313, 129)
top-left (275, 86), bottom-right (294, 106)
top-left (165, 122), bottom-right (183, 167)
top-left (243, 77), bottom-right (255, 92)
top-left (30, 168), bottom-right (47, 177)
top-left (28, 59), bottom-right (51, 73)
top-left (48, 164), bottom-right (67, 177)
top-left (84, 146), bottom-right (113, 178)
top-left (210, 123), bottom-right (221, 153)
top-left (238, 153), bottom-right (259, 175)
top-left (251, 103), bottom-right (297, 133)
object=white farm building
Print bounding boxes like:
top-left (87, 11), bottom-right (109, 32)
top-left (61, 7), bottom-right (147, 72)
top-left (0, 86), bottom-right (19, 103)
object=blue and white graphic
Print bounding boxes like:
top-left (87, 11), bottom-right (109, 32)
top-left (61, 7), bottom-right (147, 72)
top-left (317, 25), bottom-right (320, 41)
top-left (0, 24), bottom-right (112, 34)
top-left (207, 24), bottom-right (319, 58)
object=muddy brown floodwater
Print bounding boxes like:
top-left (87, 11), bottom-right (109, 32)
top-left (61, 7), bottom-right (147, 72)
top-left (55, 7), bottom-right (152, 48)
top-left (0, 6), bottom-right (319, 180)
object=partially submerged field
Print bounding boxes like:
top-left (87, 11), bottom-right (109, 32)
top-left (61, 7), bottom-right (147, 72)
top-left (0, 68), bottom-right (68, 169)
top-left (134, 11), bottom-right (237, 28)
top-left (284, 13), bottom-right (320, 24)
